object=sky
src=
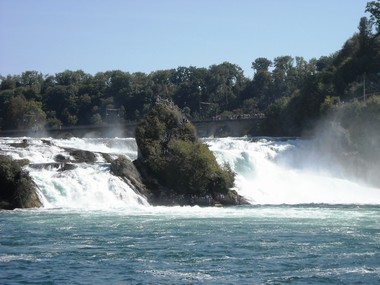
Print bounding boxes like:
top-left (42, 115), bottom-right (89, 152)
top-left (0, 0), bottom-right (371, 78)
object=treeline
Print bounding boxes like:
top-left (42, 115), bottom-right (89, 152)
top-left (0, 1), bottom-right (379, 136)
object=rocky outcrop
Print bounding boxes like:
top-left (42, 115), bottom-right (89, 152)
top-left (130, 102), bottom-right (248, 206)
top-left (69, 149), bottom-right (96, 163)
top-left (110, 155), bottom-right (153, 200)
top-left (110, 154), bottom-right (249, 206)
top-left (10, 139), bottom-right (29, 148)
top-left (0, 155), bottom-right (42, 210)
top-left (29, 162), bottom-right (77, 171)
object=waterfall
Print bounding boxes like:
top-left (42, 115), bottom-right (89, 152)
top-left (28, 164), bottom-right (149, 209)
top-left (0, 137), bottom-right (148, 209)
top-left (206, 137), bottom-right (380, 205)
top-left (1, 136), bottom-right (379, 208)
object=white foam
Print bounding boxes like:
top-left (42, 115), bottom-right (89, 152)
top-left (207, 137), bottom-right (380, 205)
top-left (2, 136), bottom-right (380, 208)
top-left (29, 164), bottom-right (149, 209)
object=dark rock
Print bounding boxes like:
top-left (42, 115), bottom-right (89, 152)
top-left (102, 153), bottom-right (113, 163)
top-left (29, 162), bottom-right (77, 171)
top-left (10, 139), bottom-right (28, 148)
top-left (111, 155), bottom-right (153, 201)
top-left (29, 163), bottom-right (61, 170)
top-left (0, 155), bottom-right (42, 210)
top-left (54, 154), bottom-right (67, 162)
top-left (111, 155), bottom-right (139, 177)
top-left (69, 149), bottom-right (96, 163)
top-left (41, 139), bottom-right (51, 145)
top-left (60, 163), bottom-right (77, 171)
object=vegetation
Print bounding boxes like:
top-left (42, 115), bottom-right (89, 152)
top-left (0, 1), bottom-right (379, 204)
top-left (0, 1), bottom-right (379, 138)
top-left (135, 103), bottom-right (235, 197)
top-left (0, 155), bottom-right (42, 209)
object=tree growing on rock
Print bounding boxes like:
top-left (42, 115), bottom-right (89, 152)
top-left (135, 102), bottom-right (235, 197)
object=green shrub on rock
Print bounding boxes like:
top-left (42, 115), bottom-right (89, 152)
top-left (0, 155), bottom-right (42, 209)
top-left (135, 103), bottom-right (235, 197)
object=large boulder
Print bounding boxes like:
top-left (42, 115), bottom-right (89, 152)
top-left (0, 155), bottom-right (42, 210)
top-left (110, 155), bottom-right (152, 200)
top-left (134, 102), bottom-right (247, 206)
top-left (68, 149), bottom-right (96, 163)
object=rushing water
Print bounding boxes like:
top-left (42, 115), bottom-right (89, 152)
top-left (1, 137), bottom-right (380, 284)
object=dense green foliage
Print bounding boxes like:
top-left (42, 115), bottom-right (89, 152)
top-left (0, 155), bottom-right (42, 209)
top-left (135, 103), bottom-right (234, 196)
top-left (0, 1), bottom-right (379, 137)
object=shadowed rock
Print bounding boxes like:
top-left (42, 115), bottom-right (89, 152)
top-left (10, 139), bottom-right (28, 148)
top-left (0, 155), bottom-right (42, 210)
top-left (69, 149), bottom-right (96, 163)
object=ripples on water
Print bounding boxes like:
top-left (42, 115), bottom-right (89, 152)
top-left (1, 137), bottom-right (380, 283)
top-left (1, 205), bottom-right (379, 284)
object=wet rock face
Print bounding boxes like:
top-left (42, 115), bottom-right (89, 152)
top-left (10, 139), bottom-right (29, 148)
top-left (111, 155), bottom-right (139, 177)
top-left (69, 149), bottom-right (96, 163)
top-left (110, 155), bottom-right (153, 201)
top-left (54, 154), bottom-right (67, 162)
top-left (0, 155), bottom-right (42, 210)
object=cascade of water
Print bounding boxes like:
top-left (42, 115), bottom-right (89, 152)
top-left (0, 137), bottom-right (147, 209)
top-left (28, 164), bottom-right (149, 209)
top-left (206, 137), bottom-right (380, 205)
top-left (1, 136), bottom-right (380, 208)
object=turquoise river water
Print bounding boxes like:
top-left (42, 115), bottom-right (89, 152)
top-left (0, 137), bottom-right (379, 284)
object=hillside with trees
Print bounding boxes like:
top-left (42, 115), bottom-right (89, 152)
top-left (0, 1), bottom-right (379, 138)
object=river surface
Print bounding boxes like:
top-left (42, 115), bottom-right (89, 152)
top-left (0, 137), bottom-right (379, 284)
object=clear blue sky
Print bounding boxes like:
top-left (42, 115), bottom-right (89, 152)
top-left (0, 0), bottom-right (370, 78)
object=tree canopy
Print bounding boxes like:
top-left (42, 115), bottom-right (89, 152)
top-left (0, 1), bottom-right (379, 137)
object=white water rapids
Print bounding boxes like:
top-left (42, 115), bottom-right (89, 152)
top-left (1, 136), bottom-right (380, 208)
top-left (207, 138), bottom-right (380, 205)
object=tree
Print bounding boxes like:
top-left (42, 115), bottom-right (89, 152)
top-left (20, 71), bottom-right (44, 88)
top-left (44, 85), bottom-right (79, 125)
top-left (55, 70), bottom-right (91, 86)
top-left (150, 69), bottom-right (176, 99)
top-left (366, 0), bottom-right (380, 34)
top-left (0, 90), bottom-right (14, 122)
top-left (90, 113), bottom-right (102, 125)
top-left (272, 55), bottom-right (295, 98)
top-left (1, 75), bottom-right (18, 90)
top-left (251, 57), bottom-right (272, 73)
top-left (316, 55), bottom-right (334, 72)
top-left (3, 96), bottom-right (46, 130)
top-left (250, 69), bottom-right (273, 107)
top-left (171, 66), bottom-right (208, 118)
top-left (206, 62), bottom-right (247, 113)
top-left (358, 17), bottom-right (372, 54)
top-left (122, 72), bottom-right (154, 120)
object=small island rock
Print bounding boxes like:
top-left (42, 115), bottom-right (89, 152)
top-left (0, 155), bottom-right (42, 210)
top-left (133, 101), bottom-right (247, 206)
